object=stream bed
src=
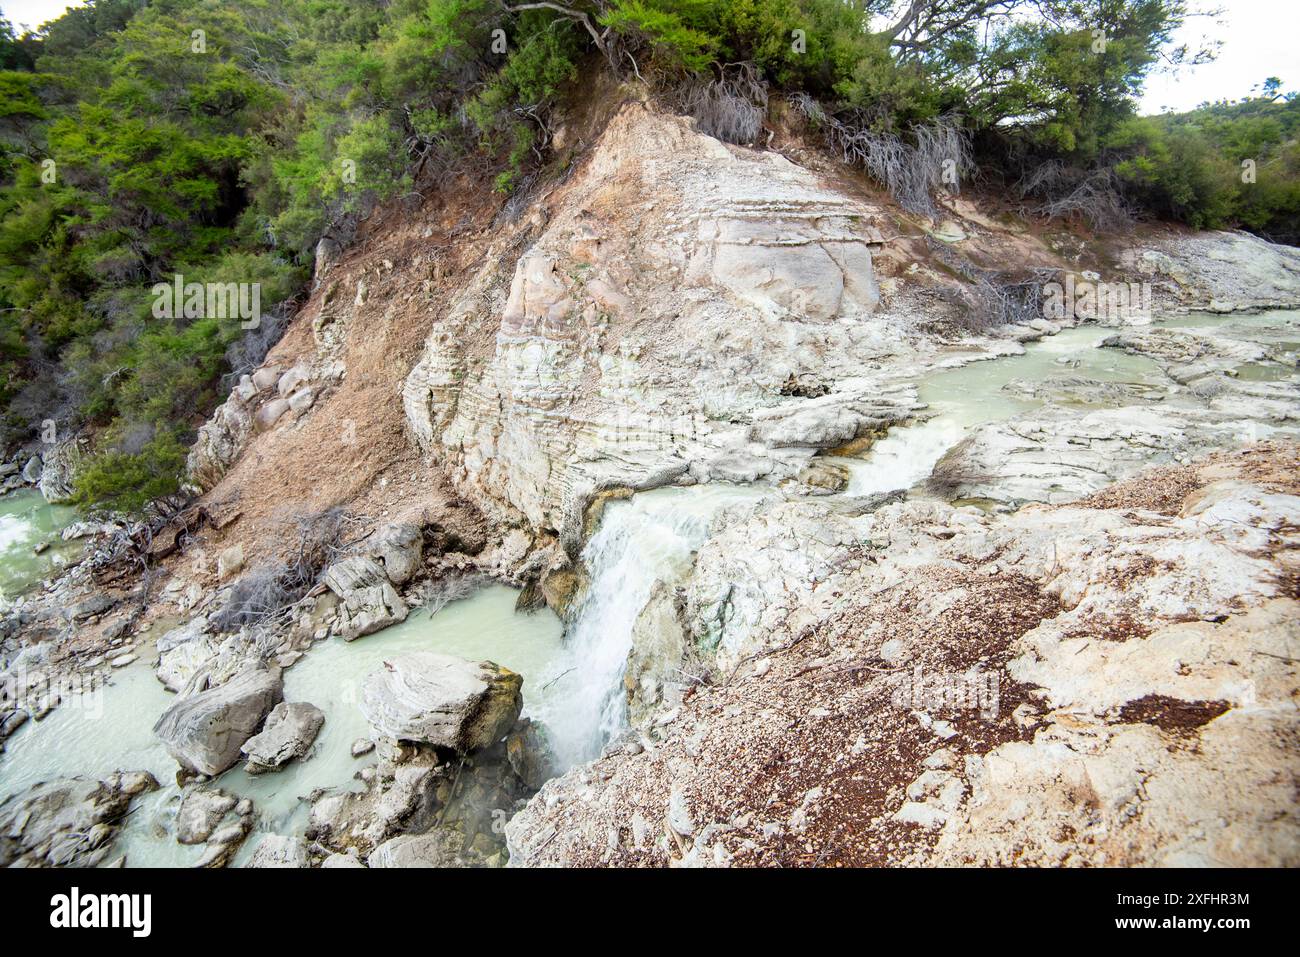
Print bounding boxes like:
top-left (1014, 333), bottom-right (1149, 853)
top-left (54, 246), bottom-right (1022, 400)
top-left (0, 308), bottom-right (1295, 866)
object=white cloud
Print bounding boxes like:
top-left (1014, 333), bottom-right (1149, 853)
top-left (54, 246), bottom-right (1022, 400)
top-left (2, 0), bottom-right (85, 33)
top-left (1138, 0), bottom-right (1298, 114)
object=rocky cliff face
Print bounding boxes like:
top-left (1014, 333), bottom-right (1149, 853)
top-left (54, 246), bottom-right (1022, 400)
top-left (402, 104), bottom-right (910, 554)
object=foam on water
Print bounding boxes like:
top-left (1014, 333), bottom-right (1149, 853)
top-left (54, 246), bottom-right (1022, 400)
top-left (532, 484), bottom-right (765, 769)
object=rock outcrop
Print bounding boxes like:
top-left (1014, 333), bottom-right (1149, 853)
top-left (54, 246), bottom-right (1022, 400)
top-left (0, 771), bottom-right (158, 867)
top-left (400, 105), bottom-right (1003, 553)
top-left (36, 437), bottom-right (83, 504)
top-left (933, 319), bottom-right (1299, 505)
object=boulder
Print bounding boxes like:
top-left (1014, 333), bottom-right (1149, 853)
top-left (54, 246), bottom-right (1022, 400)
top-left (367, 831), bottom-right (460, 868)
top-left (322, 555), bottom-right (389, 593)
top-left (335, 583), bottom-right (408, 640)
top-left (505, 718), bottom-right (559, 790)
top-left (175, 787), bottom-right (238, 845)
top-left (241, 701), bottom-right (325, 773)
top-left (368, 522), bottom-right (423, 586)
top-left (251, 366), bottom-right (281, 393)
top-left (21, 456), bottom-right (41, 484)
top-left (153, 666), bottom-right (283, 776)
top-left (360, 652), bottom-right (522, 753)
top-left (277, 363), bottom-right (312, 398)
top-left (254, 398), bottom-right (290, 433)
top-left (217, 544), bottom-right (245, 582)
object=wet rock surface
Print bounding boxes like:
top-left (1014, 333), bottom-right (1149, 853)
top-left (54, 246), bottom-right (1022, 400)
top-left (241, 700), bottom-right (325, 774)
top-left (506, 445), bottom-right (1300, 866)
top-left (153, 666), bottom-right (284, 776)
top-left (359, 652), bottom-right (522, 753)
top-left (0, 771), bottom-right (158, 867)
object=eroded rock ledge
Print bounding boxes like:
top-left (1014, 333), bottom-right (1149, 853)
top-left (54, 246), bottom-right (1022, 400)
top-left (505, 444), bottom-right (1300, 867)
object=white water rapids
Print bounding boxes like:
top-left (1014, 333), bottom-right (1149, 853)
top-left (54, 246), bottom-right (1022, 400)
top-left (532, 485), bottom-right (764, 768)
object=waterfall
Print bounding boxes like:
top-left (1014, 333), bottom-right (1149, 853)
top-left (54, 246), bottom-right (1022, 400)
top-left (840, 415), bottom-right (969, 496)
top-left (534, 484), bottom-right (761, 770)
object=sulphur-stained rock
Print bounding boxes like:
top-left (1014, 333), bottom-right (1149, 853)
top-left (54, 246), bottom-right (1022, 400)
top-left (0, 773), bottom-right (158, 867)
top-left (241, 701), bottom-right (324, 773)
top-left (245, 834), bottom-right (311, 868)
top-left (360, 652), bottom-right (522, 754)
top-left (153, 666), bottom-right (283, 776)
top-left (505, 718), bottom-right (559, 790)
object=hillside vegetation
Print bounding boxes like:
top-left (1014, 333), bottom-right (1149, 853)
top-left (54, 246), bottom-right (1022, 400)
top-left (0, 0), bottom-right (1295, 511)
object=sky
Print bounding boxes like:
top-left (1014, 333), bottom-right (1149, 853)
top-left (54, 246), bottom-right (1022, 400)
top-left (2, 0), bottom-right (1296, 115)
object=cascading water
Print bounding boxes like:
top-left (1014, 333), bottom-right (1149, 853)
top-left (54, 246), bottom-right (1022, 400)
top-left (534, 484), bottom-right (763, 769)
top-left (534, 321), bottom-right (1190, 768)
top-left (0, 310), bottom-right (1272, 864)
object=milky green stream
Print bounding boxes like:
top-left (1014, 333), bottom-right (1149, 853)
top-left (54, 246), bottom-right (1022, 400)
top-left (0, 309), bottom-right (1294, 866)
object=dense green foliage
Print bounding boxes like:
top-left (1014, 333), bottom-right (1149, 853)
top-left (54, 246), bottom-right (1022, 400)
top-left (0, 0), bottom-right (1295, 512)
top-left (1108, 94), bottom-right (1300, 241)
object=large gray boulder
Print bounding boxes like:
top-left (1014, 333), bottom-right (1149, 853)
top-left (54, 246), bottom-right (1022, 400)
top-left (360, 652), bottom-right (522, 754)
top-left (241, 700), bottom-right (324, 773)
top-left (153, 667), bottom-right (283, 776)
